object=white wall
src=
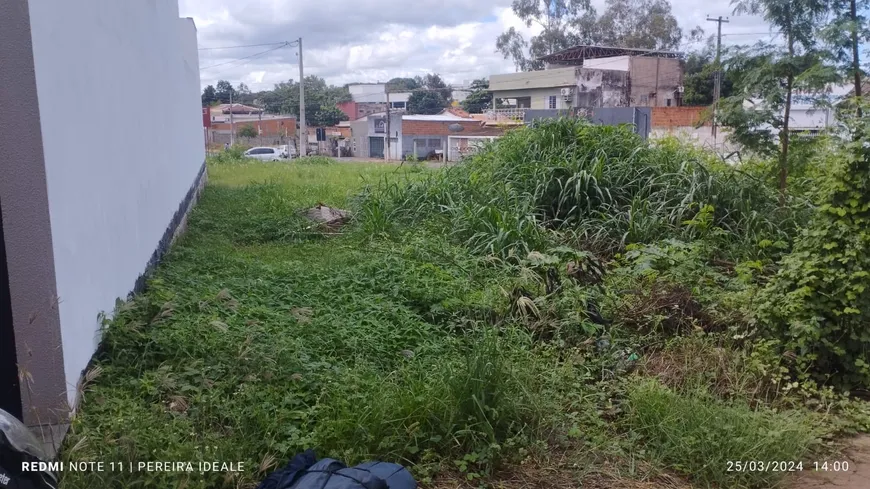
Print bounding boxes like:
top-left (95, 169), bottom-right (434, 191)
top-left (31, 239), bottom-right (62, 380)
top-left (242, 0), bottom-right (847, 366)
top-left (490, 67), bottom-right (576, 91)
top-left (583, 56), bottom-right (630, 71)
top-left (27, 0), bottom-right (205, 407)
top-left (350, 84), bottom-right (387, 103)
top-left (492, 88), bottom-right (566, 109)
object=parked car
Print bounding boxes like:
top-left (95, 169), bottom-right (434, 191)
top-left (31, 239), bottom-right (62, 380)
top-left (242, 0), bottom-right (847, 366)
top-left (279, 144), bottom-right (297, 159)
top-left (243, 147), bottom-right (283, 161)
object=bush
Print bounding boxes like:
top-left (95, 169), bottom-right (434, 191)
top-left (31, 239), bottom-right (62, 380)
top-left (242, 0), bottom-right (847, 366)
top-left (757, 134), bottom-right (870, 390)
top-left (625, 379), bottom-right (825, 488)
top-left (360, 119), bottom-right (800, 260)
top-left (209, 144), bottom-right (246, 164)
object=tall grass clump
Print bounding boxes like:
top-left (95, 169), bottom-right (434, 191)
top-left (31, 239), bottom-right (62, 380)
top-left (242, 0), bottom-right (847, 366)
top-left (359, 118), bottom-right (804, 259)
top-left (625, 379), bottom-right (825, 488)
top-left (311, 328), bottom-right (560, 476)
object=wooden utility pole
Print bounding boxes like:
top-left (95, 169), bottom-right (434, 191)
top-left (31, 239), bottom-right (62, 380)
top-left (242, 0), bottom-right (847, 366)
top-left (298, 37), bottom-right (306, 157)
top-left (385, 88), bottom-right (391, 161)
top-left (707, 15), bottom-right (729, 141)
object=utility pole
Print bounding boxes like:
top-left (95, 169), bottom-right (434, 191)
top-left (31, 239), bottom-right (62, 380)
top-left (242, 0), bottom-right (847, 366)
top-left (385, 88), bottom-right (391, 161)
top-left (298, 37), bottom-right (306, 157)
top-left (707, 15), bottom-right (729, 142)
top-left (229, 90), bottom-right (235, 146)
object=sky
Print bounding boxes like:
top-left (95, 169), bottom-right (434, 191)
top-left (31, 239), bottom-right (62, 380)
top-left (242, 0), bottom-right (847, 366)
top-left (180, 0), bottom-right (772, 92)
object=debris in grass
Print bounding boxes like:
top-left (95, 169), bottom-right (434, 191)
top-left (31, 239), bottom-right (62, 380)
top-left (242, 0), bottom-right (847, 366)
top-left (302, 203), bottom-right (352, 230)
top-left (290, 307), bottom-right (313, 323)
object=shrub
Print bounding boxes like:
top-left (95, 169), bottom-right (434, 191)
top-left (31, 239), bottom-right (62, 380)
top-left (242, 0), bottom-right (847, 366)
top-left (359, 119), bottom-right (800, 261)
top-left (757, 134), bottom-right (870, 390)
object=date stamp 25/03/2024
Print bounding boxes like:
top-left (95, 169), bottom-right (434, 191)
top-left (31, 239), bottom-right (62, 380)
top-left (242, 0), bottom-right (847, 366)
top-left (726, 461), bottom-right (851, 473)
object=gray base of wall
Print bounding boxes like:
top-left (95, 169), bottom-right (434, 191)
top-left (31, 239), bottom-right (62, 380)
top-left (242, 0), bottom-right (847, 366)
top-left (132, 160), bottom-right (208, 296)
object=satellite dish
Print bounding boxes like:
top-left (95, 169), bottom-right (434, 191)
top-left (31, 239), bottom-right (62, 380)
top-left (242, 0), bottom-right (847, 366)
top-left (448, 123), bottom-right (464, 132)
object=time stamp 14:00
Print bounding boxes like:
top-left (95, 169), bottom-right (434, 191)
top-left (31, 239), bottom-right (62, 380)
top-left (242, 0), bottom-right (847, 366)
top-left (726, 461), bottom-right (850, 472)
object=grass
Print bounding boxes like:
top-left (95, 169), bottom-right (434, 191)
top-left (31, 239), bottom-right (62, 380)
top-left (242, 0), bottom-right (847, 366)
top-left (625, 379), bottom-right (825, 489)
top-left (58, 126), bottom-right (867, 489)
top-left (58, 160), bottom-right (586, 488)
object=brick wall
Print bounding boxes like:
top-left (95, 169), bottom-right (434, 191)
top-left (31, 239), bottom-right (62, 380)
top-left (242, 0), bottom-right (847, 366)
top-left (212, 117), bottom-right (296, 137)
top-left (651, 106), bottom-right (710, 128)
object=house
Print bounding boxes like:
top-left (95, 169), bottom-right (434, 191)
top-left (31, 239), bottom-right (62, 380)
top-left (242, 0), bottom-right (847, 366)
top-left (349, 111), bottom-right (507, 160)
top-left (215, 103), bottom-right (263, 115)
top-left (337, 101), bottom-right (387, 120)
top-left (489, 45), bottom-right (685, 115)
top-left (345, 83), bottom-right (412, 113)
top-left (0, 0), bottom-right (205, 449)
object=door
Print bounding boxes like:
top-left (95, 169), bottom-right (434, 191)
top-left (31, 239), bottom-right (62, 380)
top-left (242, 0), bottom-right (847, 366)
top-left (369, 137), bottom-right (384, 158)
top-left (0, 196), bottom-right (21, 419)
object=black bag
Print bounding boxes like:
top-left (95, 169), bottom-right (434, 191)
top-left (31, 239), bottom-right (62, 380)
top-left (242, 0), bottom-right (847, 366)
top-left (257, 450), bottom-right (416, 489)
top-left (0, 409), bottom-right (58, 489)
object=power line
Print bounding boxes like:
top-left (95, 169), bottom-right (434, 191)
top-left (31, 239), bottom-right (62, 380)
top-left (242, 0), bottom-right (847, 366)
top-left (199, 42), bottom-right (289, 51)
top-left (200, 42), bottom-right (290, 71)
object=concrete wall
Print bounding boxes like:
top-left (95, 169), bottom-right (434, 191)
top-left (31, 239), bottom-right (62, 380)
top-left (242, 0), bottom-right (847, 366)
top-left (490, 67), bottom-right (577, 91)
top-left (492, 88), bottom-right (569, 109)
top-left (575, 68), bottom-right (630, 107)
top-left (350, 84), bottom-right (386, 103)
top-left (583, 56), bottom-right (630, 71)
top-left (27, 0), bottom-right (205, 409)
top-left (629, 57), bottom-right (684, 107)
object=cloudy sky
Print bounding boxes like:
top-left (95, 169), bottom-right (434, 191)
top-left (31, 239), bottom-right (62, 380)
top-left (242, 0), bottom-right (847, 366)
top-left (180, 0), bottom-right (771, 92)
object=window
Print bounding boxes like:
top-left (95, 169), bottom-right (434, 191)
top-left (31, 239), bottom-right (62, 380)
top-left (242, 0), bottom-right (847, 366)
top-left (249, 148), bottom-right (272, 155)
top-left (548, 95), bottom-right (557, 109)
top-left (666, 98), bottom-right (672, 107)
top-left (428, 138), bottom-right (442, 148)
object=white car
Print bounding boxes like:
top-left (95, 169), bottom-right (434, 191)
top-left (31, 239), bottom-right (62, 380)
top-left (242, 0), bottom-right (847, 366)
top-left (243, 147), bottom-right (284, 161)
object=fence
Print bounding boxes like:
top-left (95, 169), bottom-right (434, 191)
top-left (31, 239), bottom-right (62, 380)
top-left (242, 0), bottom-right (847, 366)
top-left (447, 136), bottom-right (499, 162)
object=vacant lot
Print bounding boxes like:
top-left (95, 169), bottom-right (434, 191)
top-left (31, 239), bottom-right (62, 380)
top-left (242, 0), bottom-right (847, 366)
top-left (60, 123), bottom-right (870, 489)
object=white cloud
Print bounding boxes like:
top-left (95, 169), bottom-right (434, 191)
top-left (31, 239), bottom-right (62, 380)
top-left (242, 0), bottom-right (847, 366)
top-left (180, 0), bottom-right (768, 92)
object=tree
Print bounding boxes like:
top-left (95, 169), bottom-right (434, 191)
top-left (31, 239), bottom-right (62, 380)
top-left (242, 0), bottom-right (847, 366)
top-left (386, 77), bottom-right (421, 91)
top-left (722, 0), bottom-right (835, 203)
top-left (215, 80), bottom-right (236, 103)
top-left (461, 79), bottom-right (492, 113)
top-left (235, 83), bottom-right (255, 104)
top-left (682, 46), bottom-right (735, 105)
top-left (584, 0), bottom-right (682, 50)
top-left (408, 91), bottom-right (448, 114)
top-left (309, 105), bottom-right (349, 127)
top-left (419, 73), bottom-right (452, 102)
top-left (497, 0), bottom-right (592, 71)
top-left (255, 75), bottom-right (352, 125)
top-left (821, 0), bottom-right (869, 118)
top-left (201, 85), bottom-right (217, 106)
top-left (496, 0), bottom-right (683, 71)
top-left (237, 124), bottom-right (258, 138)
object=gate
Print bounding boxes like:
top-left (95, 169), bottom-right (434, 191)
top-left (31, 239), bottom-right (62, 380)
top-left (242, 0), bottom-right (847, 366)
top-left (369, 136), bottom-right (384, 158)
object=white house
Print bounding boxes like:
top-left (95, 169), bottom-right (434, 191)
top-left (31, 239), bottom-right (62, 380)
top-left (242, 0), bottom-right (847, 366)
top-left (0, 0), bottom-right (205, 449)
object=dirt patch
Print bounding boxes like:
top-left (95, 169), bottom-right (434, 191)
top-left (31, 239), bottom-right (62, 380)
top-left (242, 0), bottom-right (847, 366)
top-left (617, 283), bottom-right (713, 335)
top-left (787, 435), bottom-right (870, 489)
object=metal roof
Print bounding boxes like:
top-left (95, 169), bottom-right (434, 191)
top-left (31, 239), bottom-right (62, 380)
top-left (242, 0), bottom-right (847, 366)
top-left (539, 45), bottom-right (683, 65)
